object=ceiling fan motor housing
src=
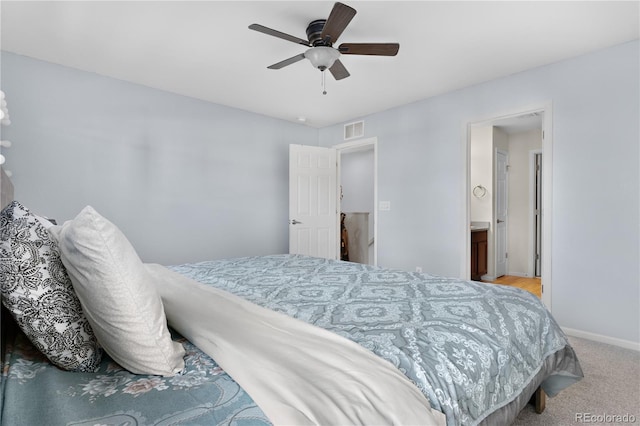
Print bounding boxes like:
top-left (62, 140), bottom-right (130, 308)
top-left (306, 19), bottom-right (329, 46)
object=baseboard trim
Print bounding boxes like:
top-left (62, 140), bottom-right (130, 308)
top-left (562, 327), bottom-right (640, 352)
top-left (480, 274), bottom-right (495, 281)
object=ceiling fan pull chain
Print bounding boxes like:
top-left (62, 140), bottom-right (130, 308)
top-left (322, 70), bottom-right (327, 95)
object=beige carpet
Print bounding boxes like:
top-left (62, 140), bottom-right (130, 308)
top-left (514, 336), bottom-right (640, 425)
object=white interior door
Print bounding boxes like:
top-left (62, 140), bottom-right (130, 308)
top-left (289, 144), bottom-right (338, 259)
top-left (495, 150), bottom-right (508, 277)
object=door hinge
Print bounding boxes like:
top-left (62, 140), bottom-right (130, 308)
top-left (505, 252), bottom-right (508, 259)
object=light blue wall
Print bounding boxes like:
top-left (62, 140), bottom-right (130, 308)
top-left (319, 40), bottom-right (640, 345)
top-left (340, 149), bottom-right (374, 215)
top-left (0, 52), bottom-right (318, 265)
top-left (2, 40), bottom-right (638, 345)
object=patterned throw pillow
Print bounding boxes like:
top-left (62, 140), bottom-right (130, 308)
top-left (0, 201), bottom-right (102, 372)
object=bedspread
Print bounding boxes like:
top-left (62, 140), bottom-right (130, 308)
top-left (149, 263), bottom-right (446, 425)
top-left (169, 254), bottom-right (582, 426)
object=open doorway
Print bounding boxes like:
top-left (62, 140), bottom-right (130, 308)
top-left (466, 104), bottom-right (552, 308)
top-left (334, 137), bottom-right (378, 266)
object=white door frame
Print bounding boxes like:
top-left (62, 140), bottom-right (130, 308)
top-left (333, 137), bottom-right (378, 266)
top-left (464, 103), bottom-right (552, 309)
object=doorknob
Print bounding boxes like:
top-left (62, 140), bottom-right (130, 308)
top-left (291, 219), bottom-right (303, 225)
top-left (497, 219), bottom-right (505, 223)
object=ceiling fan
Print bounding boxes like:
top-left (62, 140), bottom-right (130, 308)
top-left (249, 2), bottom-right (399, 83)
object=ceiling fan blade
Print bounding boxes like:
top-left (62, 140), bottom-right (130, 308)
top-left (267, 53), bottom-right (306, 70)
top-left (338, 43), bottom-right (400, 56)
top-left (329, 59), bottom-right (350, 80)
top-left (320, 2), bottom-right (357, 45)
top-left (249, 24), bottom-right (310, 46)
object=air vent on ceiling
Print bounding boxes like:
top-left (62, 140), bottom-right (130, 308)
top-left (344, 121), bottom-right (364, 140)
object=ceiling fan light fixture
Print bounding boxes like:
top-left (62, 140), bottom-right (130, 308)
top-left (250, 2), bottom-right (398, 84)
top-left (305, 46), bottom-right (340, 71)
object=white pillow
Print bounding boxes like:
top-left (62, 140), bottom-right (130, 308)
top-left (49, 206), bottom-right (185, 376)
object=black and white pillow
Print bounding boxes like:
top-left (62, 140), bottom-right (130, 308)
top-left (0, 201), bottom-right (102, 372)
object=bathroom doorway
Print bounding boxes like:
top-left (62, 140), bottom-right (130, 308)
top-left (466, 104), bottom-right (552, 308)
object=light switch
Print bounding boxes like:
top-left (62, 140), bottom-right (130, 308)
top-left (379, 201), bottom-right (391, 211)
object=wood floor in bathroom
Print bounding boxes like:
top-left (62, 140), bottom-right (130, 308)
top-left (486, 275), bottom-right (542, 298)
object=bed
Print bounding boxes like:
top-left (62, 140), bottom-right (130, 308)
top-left (0, 170), bottom-right (583, 425)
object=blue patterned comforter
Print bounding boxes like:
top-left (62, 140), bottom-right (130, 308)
top-left (1, 330), bottom-right (270, 425)
top-left (1, 254), bottom-right (582, 425)
top-left (170, 254), bottom-right (582, 425)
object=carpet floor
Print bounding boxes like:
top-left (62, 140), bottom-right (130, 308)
top-left (513, 336), bottom-right (640, 425)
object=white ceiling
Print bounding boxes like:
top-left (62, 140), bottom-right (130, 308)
top-left (1, 1), bottom-right (638, 128)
